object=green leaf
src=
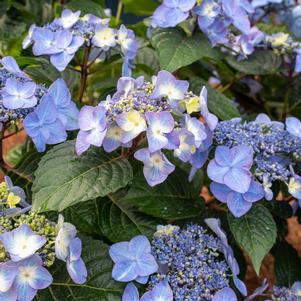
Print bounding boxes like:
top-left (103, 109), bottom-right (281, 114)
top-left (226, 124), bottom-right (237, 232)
top-left (97, 192), bottom-right (158, 242)
top-left (151, 28), bottom-right (221, 73)
top-left (274, 241), bottom-right (301, 287)
top-left (62, 200), bottom-right (100, 236)
top-left (123, 169), bottom-right (204, 220)
top-left (32, 141), bottom-right (133, 212)
top-left (123, 0), bottom-right (158, 16)
top-left (189, 77), bottom-right (240, 120)
top-left (226, 50), bottom-right (282, 75)
top-left (134, 46), bottom-right (160, 74)
top-left (228, 204), bottom-right (277, 275)
top-left (66, 0), bottom-right (106, 18)
top-left (37, 238), bottom-right (123, 301)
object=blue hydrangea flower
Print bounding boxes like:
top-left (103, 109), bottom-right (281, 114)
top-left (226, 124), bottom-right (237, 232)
top-left (55, 9), bottom-right (81, 29)
top-left (66, 238), bottom-right (87, 284)
top-left (151, 0), bottom-right (196, 28)
top-left (92, 25), bottom-right (117, 50)
top-left (291, 5), bottom-right (301, 38)
top-left (145, 111), bottom-right (174, 152)
top-left (109, 235), bottom-right (158, 282)
top-left (31, 28), bottom-right (61, 56)
top-left (116, 110), bottom-right (147, 144)
top-left (55, 215), bottom-right (77, 261)
top-left (210, 180), bottom-right (265, 217)
top-left (169, 129), bottom-right (196, 162)
top-left (199, 87), bottom-right (218, 131)
top-left (15, 254), bottom-right (53, 301)
top-left (50, 30), bottom-right (84, 71)
top-left (122, 283), bottom-right (139, 301)
top-left (288, 173), bottom-right (301, 200)
top-left (0, 262), bottom-right (18, 296)
top-left (117, 25), bottom-right (138, 59)
top-left (0, 56), bottom-right (25, 76)
top-left (200, 19), bottom-right (229, 46)
top-left (102, 123), bottom-right (125, 153)
top-left (222, 0), bottom-right (251, 34)
top-left (207, 145), bottom-right (254, 193)
top-left (42, 78), bottom-right (79, 131)
top-left (75, 105), bottom-right (108, 155)
top-left (140, 280), bottom-right (173, 301)
top-left (135, 148), bottom-right (175, 186)
top-left (194, 0), bottom-right (221, 28)
top-left (205, 218), bottom-right (247, 296)
top-left (212, 287), bottom-right (237, 301)
top-left (151, 71), bottom-right (189, 107)
top-left (23, 99), bottom-right (67, 152)
top-left (0, 224), bottom-right (46, 262)
top-left (2, 78), bottom-right (37, 109)
top-left (286, 116), bottom-right (301, 138)
top-left (184, 114), bottom-right (207, 148)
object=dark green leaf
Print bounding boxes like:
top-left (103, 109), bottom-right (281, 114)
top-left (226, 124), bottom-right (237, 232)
top-left (228, 204), bottom-right (277, 275)
top-left (97, 192), bottom-right (158, 242)
top-left (151, 28), bottom-right (221, 73)
top-left (36, 238), bottom-right (123, 301)
top-left (226, 50), bottom-right (282, 75)
top-left (274, 241), bottom-right (301, 287)
top-left (189, 77), bottom-right (240, 120)
top-left (32, 141), bottom-right (133, 212)
top-left (66, 0), bottom-right (106, 18)
top-left (123, 169), bottom-right (204, 220)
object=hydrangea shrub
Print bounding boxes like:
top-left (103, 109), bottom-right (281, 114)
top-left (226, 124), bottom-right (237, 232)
top-left (1, 0), bottom-right (301, 300)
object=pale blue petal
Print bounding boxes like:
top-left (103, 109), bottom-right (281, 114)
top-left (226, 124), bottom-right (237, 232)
top-left (243, 181), bottom-right (264, 203)
top-left (286, 116), bottom-right (301, 138)
top-left (224, 168), bottom-right (251, 193)
top-left (122, 283), bottom-right (139, 301)
top-left (109, 242), bottom-right (131, 263)
top-left (134, 254), bottom-right (158, 277)
top-left (112, 260), bottom-right (137, 282)
top-left (230, 145), bottom-right (253, 168)
top-left (212, 287), bottom-right (237, 301)
top-left (129, 235), bottom-right (151, 256)
top-left (207, 159), bottom-right (230, 184)
top-left (210, 182), bottom-right (231, 203)
top-left (67, 258), bottom-right (87, 284)
top-left (227, 192), bottom-right (252, 217)
top-left (233, 276), bottom-right (247, 296)
top-left (215, 146), bottom-right (232, 166)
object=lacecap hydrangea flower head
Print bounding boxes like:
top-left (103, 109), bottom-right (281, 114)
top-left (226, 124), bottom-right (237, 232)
top-left (109, 219), bottom-right (246, 301)
top-left (210, 114), bottom-right (301, 217)
top-left (23, 9), bottom-right (138, 76)
top-left (76, 70), bottom-right (217, 187)
top-left (0, 177), bottom-right (87, 301)
top-left (0, 56), bottom-right (79, 152)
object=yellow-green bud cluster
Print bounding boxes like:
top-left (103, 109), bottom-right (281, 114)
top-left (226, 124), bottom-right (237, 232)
top-left (0, 216), bottom-right (13, 262)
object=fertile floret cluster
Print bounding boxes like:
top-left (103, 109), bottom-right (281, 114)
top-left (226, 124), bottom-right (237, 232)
top-left (0, 178), bottom-right (87, 301)
top-left (109, 220), bottom-right (246, 301)
top-left (150, 224), bottom-right (230, 301)
top-left (76, 70), bottom-right (217, 187)
top-left (23, 9), bottom-right (138, 75)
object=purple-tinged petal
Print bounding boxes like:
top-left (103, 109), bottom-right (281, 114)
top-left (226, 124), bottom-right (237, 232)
top-left (215, 146), bottom-right (233, 166)
top-left (122, 283), bottom-right (139, 301)
top-left (227, 192), bottom-right (252, 217)
top-left (243, 181), bottom-right (264, 203)
top-left (0, 262), bottom-right (18, 293)
top-left (129, 235), bottom-right (151, 256)
top-left (286, 117), bottom-right (301, 138)
top-left (109, 242), bottom-right (132, 263)
top-left (230, 145), bottom-right (253, 168)
top-left (210, 182), bottom-right (232, 203)
top-left (67, 257), bottom-right (87, 284)
top-left (212, 287), bottom-right (237, 301)
top-left (112, 260), bottom-right (137, 282)
top-left (207, 160), bottom-right (230, 184)
top-left (224, 168), bottom-right (252, 193)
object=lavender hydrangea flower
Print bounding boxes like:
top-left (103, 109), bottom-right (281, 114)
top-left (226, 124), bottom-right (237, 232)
top-left (55, 215), bottom-right (77, 261)
top-left (116, 110), bottom-right (147, 144)
top-left (2, 78), bottom-right (37, 109)
top-left (207, 145), bottom-right (254, 193)
top-left (199, 87), bottom-right (218, 131)
top-left (55, 9), bottom-right (81, 29)
top-left (184, 114), bottom-right (207, 148)
top-left (66, 238), bottom-right (87, 284)
top-left (134, 149), bottom-right (175, 186)
top-left (0, 262), bottom-right (18, 295)
top-left (140, 280), bottom-right (173, 301)
top-left (75, 105), bottom-right (108, 155)
top-left (42, 78), bottom-right (79, 131)
top-left (151, 71), bottom-right (189, 107)
top-left (0, 224), bottom-right (46, 262)
top-left (50, 30), bottom-right (84, 71)
top-left (92, 25), bottom-right (116, 50)
top-left (210, 180), bottom-right (265, 217)
top-left (0, 56), bottom-right (25, 76)
top-left (23, 99), bottom-right (67, 152)
top-left (145, 111), bottom-right (174, 152)
top-left (122, 283), bottom-right (139, 301)
top-left (212, 287), bottom-right (237, 301)
top-left (286, 116), bottom-right (301, 138)
top-left (109, 235), bottom-right (158, 282)
top-left (151, 0), bottom-right (196, 28)
top-left (15, 254), bottom-right (53, 301)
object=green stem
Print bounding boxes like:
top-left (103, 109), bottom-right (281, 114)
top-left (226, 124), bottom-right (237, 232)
top-left (115, 0), bottom-right (123, 26)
